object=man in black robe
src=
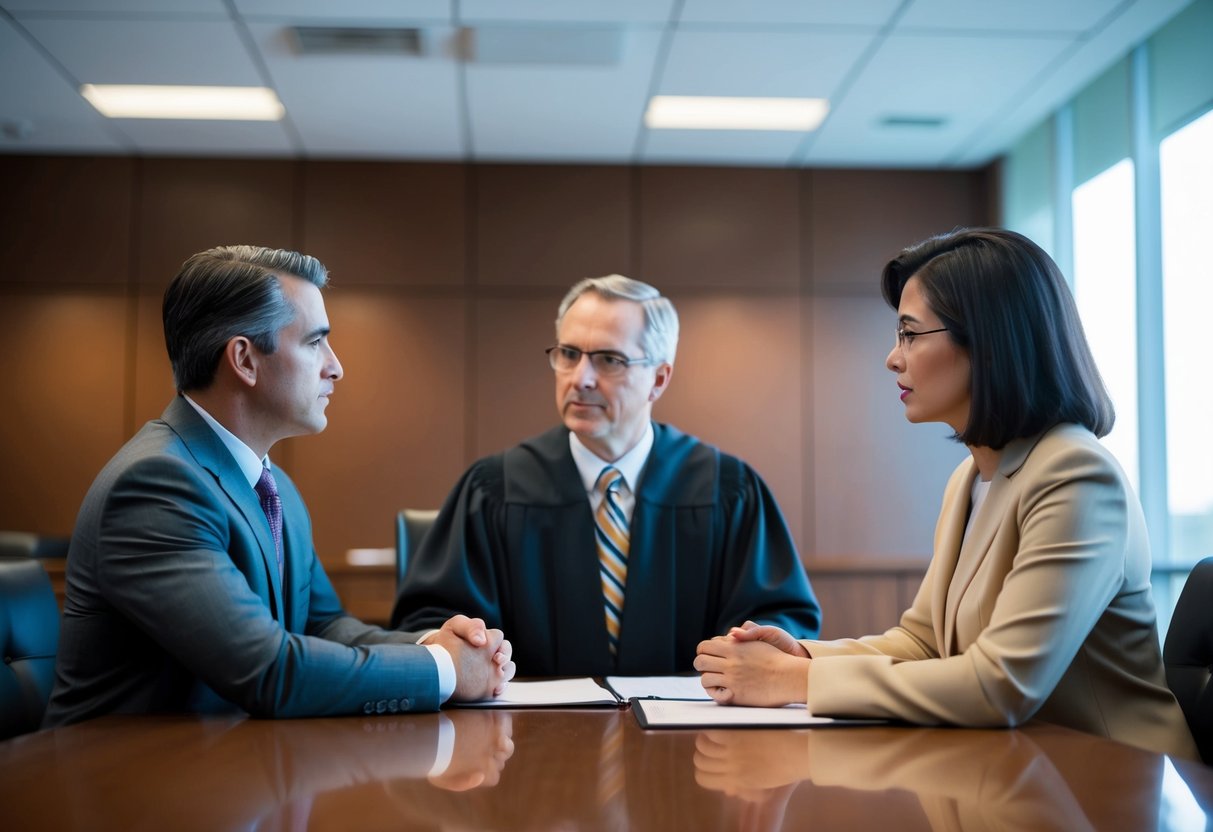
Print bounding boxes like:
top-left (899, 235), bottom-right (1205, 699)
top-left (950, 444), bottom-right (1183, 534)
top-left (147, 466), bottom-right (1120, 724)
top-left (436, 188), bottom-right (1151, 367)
top-left (392, 275), bottom-right (820, 676)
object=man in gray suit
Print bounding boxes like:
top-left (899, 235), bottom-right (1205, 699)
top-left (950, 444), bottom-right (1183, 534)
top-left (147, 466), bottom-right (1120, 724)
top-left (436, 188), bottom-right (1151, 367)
top-left (44, 245), bottom-right (514, 726)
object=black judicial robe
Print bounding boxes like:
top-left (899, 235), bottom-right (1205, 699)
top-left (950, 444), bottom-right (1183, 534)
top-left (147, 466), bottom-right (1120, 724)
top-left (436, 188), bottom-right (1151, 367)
top-left (391, 423), bottom-right (820, 676)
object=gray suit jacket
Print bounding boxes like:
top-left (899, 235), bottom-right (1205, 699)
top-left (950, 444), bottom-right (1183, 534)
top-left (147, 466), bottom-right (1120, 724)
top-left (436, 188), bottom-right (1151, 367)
top-left (804, 424), bottom-right (1197, 759)
top-left (45, 396), bottom-right (438, 726)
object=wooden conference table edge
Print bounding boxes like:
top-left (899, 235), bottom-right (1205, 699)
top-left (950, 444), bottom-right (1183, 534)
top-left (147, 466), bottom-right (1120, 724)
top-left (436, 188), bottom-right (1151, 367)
top-left (4, 703), bottom-right (1213, 831)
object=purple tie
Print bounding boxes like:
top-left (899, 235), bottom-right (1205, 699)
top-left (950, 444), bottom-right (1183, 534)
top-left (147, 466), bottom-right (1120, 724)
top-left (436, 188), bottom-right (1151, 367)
top-left (255, 466), bottom-right (283, 578)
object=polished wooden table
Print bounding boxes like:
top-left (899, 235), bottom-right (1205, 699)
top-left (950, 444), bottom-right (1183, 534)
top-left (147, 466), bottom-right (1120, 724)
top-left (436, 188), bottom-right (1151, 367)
top-left (3, 708), bottom-right (1211, 831)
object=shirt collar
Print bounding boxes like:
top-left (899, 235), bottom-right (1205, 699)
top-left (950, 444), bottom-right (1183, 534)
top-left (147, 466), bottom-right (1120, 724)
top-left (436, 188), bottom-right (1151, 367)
top-left (569, 422), bottom-right (654, 496)
top-left (182, 394), bottom-right (271, 489)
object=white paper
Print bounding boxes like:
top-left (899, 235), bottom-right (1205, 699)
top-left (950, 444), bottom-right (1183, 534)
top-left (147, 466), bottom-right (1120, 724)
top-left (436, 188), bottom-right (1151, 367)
top-left (455, 678), bottom-right (619, 708)
top-left (605, 675), bottom-right (713, 701)
top-left (634, 699), bottom-right (882, 728)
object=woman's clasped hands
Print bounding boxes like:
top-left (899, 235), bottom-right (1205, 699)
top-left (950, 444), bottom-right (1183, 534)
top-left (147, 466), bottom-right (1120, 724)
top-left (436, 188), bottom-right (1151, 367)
top-left (694, 620), bottom-right (812, 707)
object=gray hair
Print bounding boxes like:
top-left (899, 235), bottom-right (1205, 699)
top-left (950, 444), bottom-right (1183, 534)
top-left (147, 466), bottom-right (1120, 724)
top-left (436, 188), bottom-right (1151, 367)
top-left (555, 274), bottom-right (680, 365)
top-left (163, 245), bottom-right (329, 392)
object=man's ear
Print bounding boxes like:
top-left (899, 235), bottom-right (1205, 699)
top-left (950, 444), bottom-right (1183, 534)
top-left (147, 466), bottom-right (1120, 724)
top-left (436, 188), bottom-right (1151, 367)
top-left (223, 336), bottom-right (258, 389)
top-left (648, 362), bottom-right (674, 403)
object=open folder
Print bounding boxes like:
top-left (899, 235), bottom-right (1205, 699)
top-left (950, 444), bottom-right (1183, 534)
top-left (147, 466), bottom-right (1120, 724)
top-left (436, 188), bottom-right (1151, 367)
top-left (453, 675), bottom-right (711, 708)
top-left (631, 698), bottom-right (886, 729)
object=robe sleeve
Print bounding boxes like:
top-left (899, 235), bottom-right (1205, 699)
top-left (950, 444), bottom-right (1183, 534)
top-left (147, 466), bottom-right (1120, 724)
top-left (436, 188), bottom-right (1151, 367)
top-left (390, 458), bottom-right (507, 633)
top-left (712, 456), bottom-right (821, 639)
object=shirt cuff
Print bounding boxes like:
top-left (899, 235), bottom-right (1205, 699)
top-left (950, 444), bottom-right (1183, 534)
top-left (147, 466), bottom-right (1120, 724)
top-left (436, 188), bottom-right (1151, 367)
top-left (424, 644), bottom-right (456, 703)
top-left (416, 629), bottom-right (440, 644)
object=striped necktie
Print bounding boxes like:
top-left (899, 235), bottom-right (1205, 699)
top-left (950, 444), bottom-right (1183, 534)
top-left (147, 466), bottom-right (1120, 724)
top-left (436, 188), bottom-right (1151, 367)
top-left (595, 466), bottom-right (629, 656)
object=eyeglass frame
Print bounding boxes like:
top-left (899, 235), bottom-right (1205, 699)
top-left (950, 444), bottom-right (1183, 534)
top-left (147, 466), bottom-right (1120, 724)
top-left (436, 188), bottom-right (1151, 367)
top-left (545, 344), bottom-right (656, 376)
top-left (895, 326), bottom-right (949, 350)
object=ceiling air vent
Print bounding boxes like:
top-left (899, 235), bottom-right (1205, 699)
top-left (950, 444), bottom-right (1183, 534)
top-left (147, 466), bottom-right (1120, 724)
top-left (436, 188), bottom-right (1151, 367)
top-left (290, 27), bottom-right (425, 56)
top-left (878, 115), bottom-right (948, 129)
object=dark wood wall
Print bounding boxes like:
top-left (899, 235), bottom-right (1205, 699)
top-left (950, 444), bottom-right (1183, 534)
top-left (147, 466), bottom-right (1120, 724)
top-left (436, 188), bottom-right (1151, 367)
top-left (0, 155), bottom-right (991, 637)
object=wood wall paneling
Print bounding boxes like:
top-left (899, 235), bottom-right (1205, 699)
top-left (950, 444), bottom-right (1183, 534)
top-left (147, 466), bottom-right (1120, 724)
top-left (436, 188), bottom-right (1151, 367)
top-left (809, 296), bottom-right (967, 558)
top-left (658, 293), bottom-right (805, 553)
top-left (812, 574), bottom-right (904, 640)
top-left (0, 156), bottom-right (134, 286)
top-left (131, 289), bottom-right (178, 432)
top-left (807, 169), bottom-right (988, 293)
top-left (283, 292), bottom-right (468, 559)
top-left (301, 162), bottom-right (465, 287)
top-left (0, 292), bottom-right (129, 535)
top-left (473, 297), bottom-right (563, 459)
top-left (136, 158), bottom-right (299, 286)
top-left (474, 165), bottom-right (632, 286)
top-left (638, 166), bottom-right (800, 289)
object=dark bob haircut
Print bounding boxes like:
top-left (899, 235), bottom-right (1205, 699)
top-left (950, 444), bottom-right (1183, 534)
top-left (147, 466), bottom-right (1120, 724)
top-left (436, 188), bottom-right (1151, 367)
top-left (163, 245), bottom-right (328, 392)
top-left (881, 227), bottom-right (1113, 450)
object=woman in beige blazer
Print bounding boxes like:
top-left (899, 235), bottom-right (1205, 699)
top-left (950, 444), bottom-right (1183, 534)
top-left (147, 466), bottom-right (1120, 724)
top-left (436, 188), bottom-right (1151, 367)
top-left (695, 227), bottom-right (1197, 759)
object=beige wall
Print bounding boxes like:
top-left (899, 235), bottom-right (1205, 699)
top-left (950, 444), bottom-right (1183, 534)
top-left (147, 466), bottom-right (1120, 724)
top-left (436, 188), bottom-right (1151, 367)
top-left (0, 156), bottom-right (991, 636)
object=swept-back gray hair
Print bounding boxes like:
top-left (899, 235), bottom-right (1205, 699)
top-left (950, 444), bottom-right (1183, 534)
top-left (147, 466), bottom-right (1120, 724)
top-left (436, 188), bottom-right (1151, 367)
top-left (163, 245), bottom-right (328, 392)
top-left (555, 274), bottom-right (680, 365)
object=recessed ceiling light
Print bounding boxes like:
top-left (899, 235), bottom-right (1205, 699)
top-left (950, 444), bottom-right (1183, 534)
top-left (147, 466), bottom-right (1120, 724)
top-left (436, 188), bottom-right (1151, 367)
top-left (645, 96), bottom-right (829, 131)
top-left (80, 85), bottom-right (285, 121)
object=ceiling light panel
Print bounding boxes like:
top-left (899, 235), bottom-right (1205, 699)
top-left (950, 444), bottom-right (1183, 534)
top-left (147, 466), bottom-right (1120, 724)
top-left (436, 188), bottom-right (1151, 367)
top-left (646, 96), bottom-right (828, 131)
top-left (81, 85), bottom-right (285, 120)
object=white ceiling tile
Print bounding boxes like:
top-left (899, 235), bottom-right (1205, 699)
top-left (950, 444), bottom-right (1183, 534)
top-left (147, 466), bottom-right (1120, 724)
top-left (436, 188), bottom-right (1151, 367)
top-left (4, 0), bottom-right (222, 14)
top-left (113, 118), bottom-right (294, 155)
top-left (235, 0), bottom-right (452, 24)
top-left (806, 31), bottom-right (1074, 165)
top-left (20, 18), bottom-right (266, 86)
top-left (465, 29), bottom-right (662, 161)
top-left (459, 0), bottom-right (675, 25)
top-left (896, 0), bottom-right (1124, 33)
top-left (659, 29), bottom-right (877, 98)
top-left (679, 0), bottom-right (900, 27)
top-left (0, 16), bottom-right (128, 151)
top-left (248, 21), bottom-right (463, 158)
top-left (952, 0), bottom-right (1194, 165)
top-left (641, 129), bottom-right (803, 166)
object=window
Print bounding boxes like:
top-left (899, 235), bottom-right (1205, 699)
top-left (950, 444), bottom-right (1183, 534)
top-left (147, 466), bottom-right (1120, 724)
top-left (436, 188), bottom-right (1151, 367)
top-left (1071, 158), bottom-right (1139, 488)
top-left (1160, 108), bottom-right (1213, 564)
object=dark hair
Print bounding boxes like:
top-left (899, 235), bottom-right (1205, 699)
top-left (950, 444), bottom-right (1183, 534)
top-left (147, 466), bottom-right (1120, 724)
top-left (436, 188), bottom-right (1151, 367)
top-left (163, 245), bottom-right (328, 392)
top-left (881, 227), bottom-right (1113, 449)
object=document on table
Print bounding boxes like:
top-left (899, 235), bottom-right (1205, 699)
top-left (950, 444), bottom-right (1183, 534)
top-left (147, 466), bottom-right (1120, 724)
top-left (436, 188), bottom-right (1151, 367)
top-left (455, 678), bottom-right (621, 708)
top-left (604, 675), bottom-right (712, 701)
top-left (632, 699), bottom-right (886, 729)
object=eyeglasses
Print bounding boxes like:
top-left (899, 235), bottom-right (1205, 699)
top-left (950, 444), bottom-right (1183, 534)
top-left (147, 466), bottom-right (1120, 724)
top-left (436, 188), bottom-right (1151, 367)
top-left (545, 345), bottom-right (654, 376)
top-left (895, 326), bottom-right (948, 350)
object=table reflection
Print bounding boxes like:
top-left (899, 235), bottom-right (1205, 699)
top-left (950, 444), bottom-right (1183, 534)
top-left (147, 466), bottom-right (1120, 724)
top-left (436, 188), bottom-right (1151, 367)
top-left (692, 725), bottom-right (1213, 832)
top-left (5, 710), bottom-right (1213, 831)
top-left (1, 709), bottom-right (513, 831)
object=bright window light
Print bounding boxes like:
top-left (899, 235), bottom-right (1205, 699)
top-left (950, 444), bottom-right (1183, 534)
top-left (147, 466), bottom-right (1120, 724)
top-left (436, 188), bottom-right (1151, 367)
top-left (645, 96), bottom-right (829, 131)
top-left (80, 85), bottom-right (285, 121)
top-left (1072, 158), bottom-right (1138, 489)
top-left (1161, 108), bottom-right (1213, 559)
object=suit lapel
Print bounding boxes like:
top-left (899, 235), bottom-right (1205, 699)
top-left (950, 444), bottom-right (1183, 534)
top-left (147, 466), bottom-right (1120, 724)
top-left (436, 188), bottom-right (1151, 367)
top-left (938, 433), bottom-right (1044, 654)
top-left (161, 396), bottom-right (286, 620)
top-left (934, 462), bottom-right (974, 656)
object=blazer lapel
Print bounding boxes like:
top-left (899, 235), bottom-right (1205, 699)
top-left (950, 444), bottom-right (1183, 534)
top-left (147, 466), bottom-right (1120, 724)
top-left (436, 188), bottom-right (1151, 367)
top-left (938, 433), bottom-right (1045, 654)
top-left (161, 397), bottom-right (286, 620)
top-left (934, 459), bottom-right (975, 656)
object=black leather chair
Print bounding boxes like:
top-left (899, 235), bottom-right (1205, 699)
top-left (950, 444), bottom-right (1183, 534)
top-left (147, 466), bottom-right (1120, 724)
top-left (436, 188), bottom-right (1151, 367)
top-left (394, 509), bottom-right (439, 590)
top-left (0, 555), bottom-right (61, 739)
top-left (0, 530), bottom-right (70, 559)
top-left (1164, 557), bottom-right (1213, 764)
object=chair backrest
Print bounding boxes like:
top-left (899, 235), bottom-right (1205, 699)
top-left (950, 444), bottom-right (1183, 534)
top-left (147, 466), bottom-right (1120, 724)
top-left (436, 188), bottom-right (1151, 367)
top-left (0, 556), bottom-right (61, 739)
top-left (0, 531), bottom-right (70, 560)
top-left (394, 509), bottom-right (439, 590)
top-left (1163, 556), bottom-right (1213, 764)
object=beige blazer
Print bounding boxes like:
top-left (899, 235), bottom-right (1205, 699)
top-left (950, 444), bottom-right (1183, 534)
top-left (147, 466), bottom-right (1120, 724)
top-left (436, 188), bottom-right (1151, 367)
top-left (805, 424), bottom-right (1198, 759)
